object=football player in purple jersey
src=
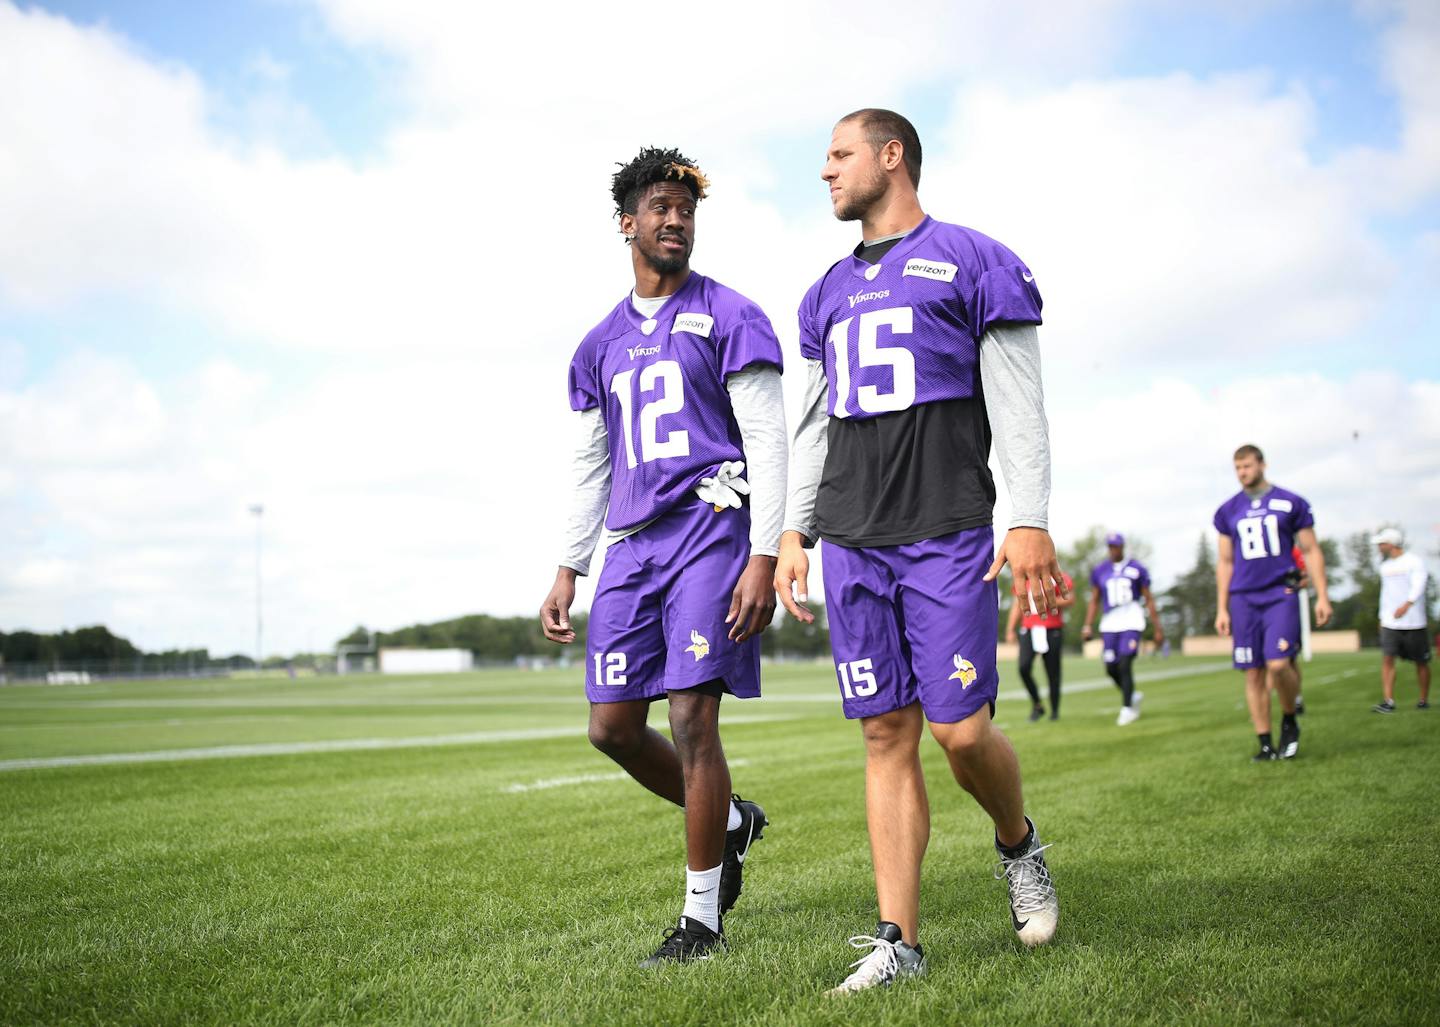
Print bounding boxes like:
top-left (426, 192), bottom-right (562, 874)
top-left (1080, 533), bottom-right (1163, 726)
top-left (775, 109), bottom-right (1064, 993)
top-left (1214, 444), bottom-right (1332, 761)
top-left (538, 148), bottom-right (787, 965)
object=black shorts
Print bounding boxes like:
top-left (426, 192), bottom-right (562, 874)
top-left (1381, 627), bottom-right (1432, 664)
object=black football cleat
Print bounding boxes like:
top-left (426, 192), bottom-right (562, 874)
top-left (639, 916), bottom-right (726, 967)
top-left (718, 794), bottom-right (768, 915)
top-left (1279, 719), bottom-right (1300, 760)
top-left (1252, 744), bottom-right (1279, 762)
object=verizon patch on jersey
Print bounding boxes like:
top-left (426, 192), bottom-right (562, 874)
top-left (902, 258), bottom-right (957, 282)
top-left (671, 313), bottom-right (714, 337)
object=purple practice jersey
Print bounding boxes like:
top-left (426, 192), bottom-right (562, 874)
top-left (1213, 486), bottom-right (1314, 593)
top-left (1091, 559), bottom-right (1151, 614)
top-left (569, 273), bottom-right (782, 531)
top-left (797, 217), bottom-right (1042, 419)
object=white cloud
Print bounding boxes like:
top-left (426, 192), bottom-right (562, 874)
top-left (0, 1), bottom-right (1436, 654)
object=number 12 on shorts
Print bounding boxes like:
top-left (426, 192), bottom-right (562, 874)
top-left (593, 652), bottom-right (627, 686)
top-left (837, 658), bottom-right (878, 699)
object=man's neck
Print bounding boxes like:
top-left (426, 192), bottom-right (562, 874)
top-left (1243, 478), bottom-right (1271, 498)
top-left (632, 260), bottom-right (689, 299)
top-left (861, 194), bottom-right (926, 243)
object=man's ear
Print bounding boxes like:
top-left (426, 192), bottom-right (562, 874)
top-left (619, 211), bottom-right (636, 240)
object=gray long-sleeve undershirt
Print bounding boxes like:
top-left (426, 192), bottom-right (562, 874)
top-left (560, 364), bottom-right (788, 575)
top-left (782, 323), bottom-right (1051, 541)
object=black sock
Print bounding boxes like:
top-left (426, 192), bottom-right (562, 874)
top-left (1258, 732), bottom-right (1273, 750)
top-left (997, 818), bottom-right (1035, 858)
top-left (1282, 712), bottom-right (1297, 729)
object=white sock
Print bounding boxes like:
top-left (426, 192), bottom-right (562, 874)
top-left (726, 800), bottom-right (742, 832)
top-left (682, 864), bottom-right (722, 933)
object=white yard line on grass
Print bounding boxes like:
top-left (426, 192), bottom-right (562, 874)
top-left (502, 758), bottom-right (751, 794)
top-left (0, 715), bottom-right (794, 773)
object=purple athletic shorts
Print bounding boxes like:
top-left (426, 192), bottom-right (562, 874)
top-left (1228, 588), bottom-right (1301, 669)
top-left (1101, 631), bottom-right (1142, 664)
top-left (820, 525), bottom-right (998, 723)
top-left (586, 498), bottom-right (760, 703)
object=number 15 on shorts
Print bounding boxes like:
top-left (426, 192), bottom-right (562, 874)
top-left (838, 658), bottom-right (878, 699)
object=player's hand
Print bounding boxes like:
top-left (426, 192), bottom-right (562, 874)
top-left (774, 530), bottom-right (814, 623)
top-left (985, 527), bottom-right (1067, 612)
top-left (540, 568), bottom-right (578, 644)
top-left (1394, 601), bottom-right (1412, 620)
top-left (727, 555), bottom-right (778, 643)
top-left (1081, 624), bottom-right (1093, 642)
top-left (1215, 610), bottom-right (1231, 636)
top-left (1153, 626), bottom-right (1165, 646)
top-left (1005, 628), bottom-right (1017, 644)
top-left (1315, 596), bottom-right (1333, 627)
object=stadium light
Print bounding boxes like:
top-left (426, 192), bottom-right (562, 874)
top-left (249, 504), bottom-right (264, 672)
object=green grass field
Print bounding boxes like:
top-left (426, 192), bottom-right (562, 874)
top-left (2, 654), bottom-right (1436, 1025)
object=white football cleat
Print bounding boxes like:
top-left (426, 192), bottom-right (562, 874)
top-left (826, 922), bottom-right (926, 995)
top-left (1117, 705), bottom-right (1141, 726)
top-left (996, 823), bottom-right (1059, 948)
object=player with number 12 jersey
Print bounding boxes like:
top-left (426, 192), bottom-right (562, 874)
top-left (540, 148), bottom-right (786, 967)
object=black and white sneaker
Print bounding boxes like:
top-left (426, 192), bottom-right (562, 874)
top-left (1252, 744), bottom-right (1278, 762)
top-left (826, 921), bottom-right (926, 995)
top-left (718, 794), bottom-right (767, 915)
top-left (1279, 719), bottom-right (1300, 760)
top-left (639, 916), bottom-right (725, 967)
top-left (1418, 701), bottom-right (1430, 710)
top-left (1372, 700), bottom-right (1396, 714)
top-left (995, 821), bottom-right (1059, 947)
top-left (1029, 706), bottom-right (1045, 722)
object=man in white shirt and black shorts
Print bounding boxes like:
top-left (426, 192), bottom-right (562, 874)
top-left (1371, 527), bottom-right (1431, 713)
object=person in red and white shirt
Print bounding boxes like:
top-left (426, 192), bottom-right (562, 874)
top-left (1006, 572), bottom-right (1075, 721)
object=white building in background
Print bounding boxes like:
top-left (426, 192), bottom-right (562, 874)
top-left (377, 648), bottom-right (474, 674)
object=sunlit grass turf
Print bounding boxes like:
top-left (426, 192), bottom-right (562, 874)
top-left (1, 653), bottom-right (1436, 1025)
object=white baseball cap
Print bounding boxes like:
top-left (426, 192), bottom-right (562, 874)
top-left (1371, 527), bottom-right (1404, 546)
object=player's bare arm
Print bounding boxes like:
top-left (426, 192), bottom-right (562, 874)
top-left (985, 526), bottom-right (1067, 613)
top-left (1142, 586), bottom-right (1165, 645)
top-left (1005, 596), bottom-right (1021, 642)
top-left (1215, 534), bottom-right (1234, 635)
top-left (1296, 527), bottom-right (1332, 626)
top-left (540, 567), bottom-right (578, 644)
top-left (728, 554), bottom-right (779, 642)
top-left (1081, 585), bottom-right (1100, 641)
top-left (774, 530), bottom-right (814, 623)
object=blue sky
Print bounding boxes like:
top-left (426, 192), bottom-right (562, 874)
top-left (2, 0), bottom-right (1436, 656)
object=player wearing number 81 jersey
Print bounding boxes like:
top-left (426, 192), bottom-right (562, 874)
top-left (1214, 444), bottom-right (1331, 761)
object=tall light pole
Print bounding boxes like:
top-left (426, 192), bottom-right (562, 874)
top-left (249, 504), bottom-right (264, 672)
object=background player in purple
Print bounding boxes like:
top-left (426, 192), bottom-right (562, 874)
top-left (1081, 533), bottom-right (1163, 726)
top-left (538, 148), bottom-right (787, 965)
top-left (774, 109), bottom-right (1064, 994)
top-left (1214, 444), bottom-right (1332, 761)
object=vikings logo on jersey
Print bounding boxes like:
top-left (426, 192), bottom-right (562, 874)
top-left (568, 273), bottom-right (783, 532)
top-left (797, 217), bottom-right (1042, 421)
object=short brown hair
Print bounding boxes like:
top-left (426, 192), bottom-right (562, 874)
top-left (1233, 444), bottom-right (1265, 462)
top-left (840, 108), bottom-right (922, 189)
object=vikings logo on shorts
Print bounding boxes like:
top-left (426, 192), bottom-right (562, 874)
top-left (1278, 638), bottom-right (1289, 652)
top-left (684, 630), bottom-right (710, 661)
top-left (1128, 638), bottom-right (1139, 652)
top-left (949, 655), bottom-right (978, 688)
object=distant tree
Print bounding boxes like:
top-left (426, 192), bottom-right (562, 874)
top-left (1161, 533), bottom-right (1218, 639)
top-left (761, 602), bottom-right (830, 658)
